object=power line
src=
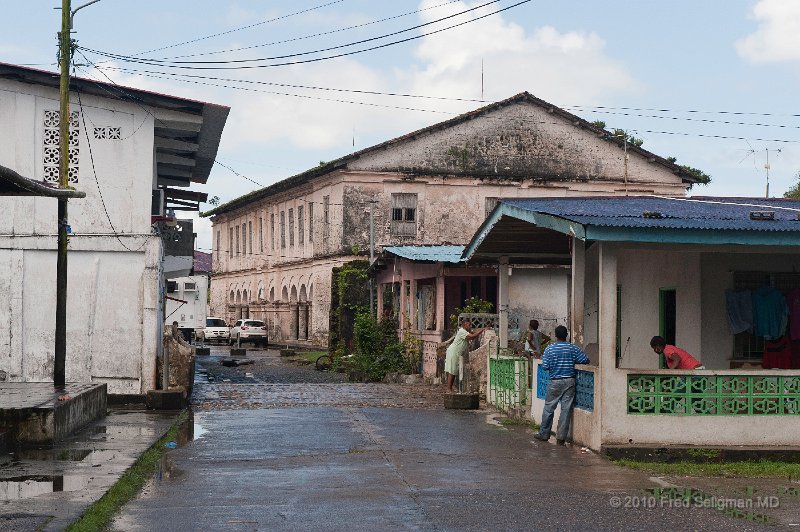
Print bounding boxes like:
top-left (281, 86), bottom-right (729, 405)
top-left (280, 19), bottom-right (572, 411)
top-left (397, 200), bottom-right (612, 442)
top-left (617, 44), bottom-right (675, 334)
top-left (128, 0), bottom-right (348, 57)
top-left (95, 64), bottom-right (800, 132)
top-left (93, 65), bottom-right (487, 104)
top-left (77, 1), bottom-right (532, 70)
top-left (149, 0), bottom-right (464, 61)
top-left (80, 65), bottom-right (800, 145)
top-left (85, 0), bottom-right (500, 65)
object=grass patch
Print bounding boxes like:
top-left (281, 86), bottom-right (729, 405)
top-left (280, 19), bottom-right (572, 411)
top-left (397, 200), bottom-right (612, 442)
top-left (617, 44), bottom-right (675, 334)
top-left (498, 417), bottom-right (540, 431)
top-left (614, 458), bottom-right (800, 480)
top-left (66, 410), bottom-right (189, 532)
top-left (289, 351), bottom-right (328, 365)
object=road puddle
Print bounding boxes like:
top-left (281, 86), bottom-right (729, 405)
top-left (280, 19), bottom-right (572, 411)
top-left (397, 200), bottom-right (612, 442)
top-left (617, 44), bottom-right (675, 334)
top-left (0, 474), bottom-right (90, 500)
top-left (647, 486), bottom-right (774, 524)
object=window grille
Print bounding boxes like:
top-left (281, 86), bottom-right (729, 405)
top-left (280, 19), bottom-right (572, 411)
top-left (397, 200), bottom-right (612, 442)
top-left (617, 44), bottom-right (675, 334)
top-left (229, 228), bottom-right (234, 256)
top-left (93, 126), bottom-right (121, 140)
top-left (43, 110), bottom-right (80, 184)
top-left (280, 211), bottom-right (286, 248)
top-left (308, 202), bottom-right (314, 243)
top-left (270, 213), bottom-right (275, 250)
top-left (323, 196), bottom-right (330, 239)
top-left (259, 217), bottom-right (263, 252)
top-left (298, 205), bottom-right (304, 245)
top-left (235, 226), bottom-right (240, 254)
top-left (289, 208), bottom-right (295, 247)
top-left (248, 221), bottom-right (253, 254)
top-left (242, 223), bottom-right (247, 255)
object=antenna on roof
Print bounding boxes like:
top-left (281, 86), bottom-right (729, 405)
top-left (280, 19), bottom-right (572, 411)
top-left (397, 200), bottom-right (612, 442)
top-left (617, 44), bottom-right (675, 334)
top-left (481, 58), bottom-right (484, 101)
top-left (743, 147), bottom-right (782, 197)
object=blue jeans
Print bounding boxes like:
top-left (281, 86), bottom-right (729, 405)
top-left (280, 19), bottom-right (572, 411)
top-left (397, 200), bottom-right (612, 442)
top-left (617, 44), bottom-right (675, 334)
top-left (538, 377), bottom-right (576, 442)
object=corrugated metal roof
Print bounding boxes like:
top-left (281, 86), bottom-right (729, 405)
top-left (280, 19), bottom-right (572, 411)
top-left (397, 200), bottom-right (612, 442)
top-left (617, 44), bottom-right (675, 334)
top-left (499, 196), bottom-right (800, 232)
top-left (383, 245), bottom-right (466, 263)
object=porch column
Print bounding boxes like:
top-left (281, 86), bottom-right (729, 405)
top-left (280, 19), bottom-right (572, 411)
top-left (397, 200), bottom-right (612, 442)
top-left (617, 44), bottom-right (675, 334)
top-left (498, 256), bottom-right (509, 348)
top-left (435, 271), bottom-right (446, 332)
top-left (598, 242), bottom-right (618, 369)
top-left (289, 303), bottom-right (299, 340)
top-left (298, 303), bottom-right (308, 340)
top-left (570, 238), bottom-right (586, 347)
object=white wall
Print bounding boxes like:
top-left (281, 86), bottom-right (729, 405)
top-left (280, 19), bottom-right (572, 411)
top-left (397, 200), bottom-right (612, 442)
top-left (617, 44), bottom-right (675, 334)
top-left (616, 248), bottom-right (702, 369)
top-left (508, 267), bottom-right (569, 339)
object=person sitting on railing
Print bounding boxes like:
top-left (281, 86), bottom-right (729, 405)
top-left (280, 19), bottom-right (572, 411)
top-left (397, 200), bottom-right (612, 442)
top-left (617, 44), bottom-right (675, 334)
top-left (649, 336), bottom-right (705, 369)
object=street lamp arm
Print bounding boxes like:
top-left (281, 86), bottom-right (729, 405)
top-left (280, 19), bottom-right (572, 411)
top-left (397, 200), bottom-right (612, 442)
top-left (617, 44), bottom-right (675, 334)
top-left (70, 0), bottom-right (104, 28)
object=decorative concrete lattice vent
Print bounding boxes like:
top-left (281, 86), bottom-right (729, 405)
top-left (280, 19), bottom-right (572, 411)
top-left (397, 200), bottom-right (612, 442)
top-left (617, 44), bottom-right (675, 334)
top-left (43, 110), bottom-right (80, 185)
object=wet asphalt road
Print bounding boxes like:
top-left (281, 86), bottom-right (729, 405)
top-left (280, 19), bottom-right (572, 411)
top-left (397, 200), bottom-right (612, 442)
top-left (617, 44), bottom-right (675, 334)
top-left (111, 347), bottom-right (773, 531)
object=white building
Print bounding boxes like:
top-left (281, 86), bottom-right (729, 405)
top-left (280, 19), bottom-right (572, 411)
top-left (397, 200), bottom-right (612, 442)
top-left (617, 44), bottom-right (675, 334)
top-left (0, 63), bottom-right (228, 394)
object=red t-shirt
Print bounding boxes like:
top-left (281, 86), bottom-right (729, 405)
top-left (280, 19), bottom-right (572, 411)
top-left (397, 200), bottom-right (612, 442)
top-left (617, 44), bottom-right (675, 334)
top-left (664, 345), bottom-right (702, 369)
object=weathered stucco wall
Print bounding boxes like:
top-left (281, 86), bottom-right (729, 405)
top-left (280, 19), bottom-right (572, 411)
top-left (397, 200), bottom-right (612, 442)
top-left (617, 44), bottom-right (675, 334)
top-left (0, 237), bottom-right (161, 394)
top-left (348, 101), bottom-right (686, 190)
top-left (508, 267), bottom-right (570, 340)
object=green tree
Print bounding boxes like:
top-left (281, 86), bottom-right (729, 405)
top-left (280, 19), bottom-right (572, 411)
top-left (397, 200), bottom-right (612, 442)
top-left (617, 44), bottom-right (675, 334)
top-left (667, 156), bottom-right (712, 186)
top-left (783, 171), bottom-right (800, 198)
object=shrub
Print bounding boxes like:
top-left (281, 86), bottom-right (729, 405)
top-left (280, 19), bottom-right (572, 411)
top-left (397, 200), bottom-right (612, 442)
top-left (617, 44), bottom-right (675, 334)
top-left (350, 313), bottom-right (405, 381)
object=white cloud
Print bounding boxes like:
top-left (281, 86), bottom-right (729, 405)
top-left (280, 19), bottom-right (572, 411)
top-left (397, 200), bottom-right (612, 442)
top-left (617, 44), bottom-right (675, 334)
top-left (404, 0), bottom-right (641, 109)
top-left (736, 0), bottom-right (800, 63)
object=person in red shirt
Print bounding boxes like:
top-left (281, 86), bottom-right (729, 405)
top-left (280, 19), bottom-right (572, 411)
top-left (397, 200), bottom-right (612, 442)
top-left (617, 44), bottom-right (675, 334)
top-left (650, 336), bottom-right (705, 369)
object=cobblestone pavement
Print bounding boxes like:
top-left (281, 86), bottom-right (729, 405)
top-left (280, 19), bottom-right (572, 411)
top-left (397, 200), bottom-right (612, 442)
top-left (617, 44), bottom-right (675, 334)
top-left (192, 346), bottom-right (446, 410)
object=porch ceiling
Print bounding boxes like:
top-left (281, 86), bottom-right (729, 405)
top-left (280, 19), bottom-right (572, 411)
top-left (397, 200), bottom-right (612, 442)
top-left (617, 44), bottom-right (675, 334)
top-left (466, 215), bottom-right (571, 264)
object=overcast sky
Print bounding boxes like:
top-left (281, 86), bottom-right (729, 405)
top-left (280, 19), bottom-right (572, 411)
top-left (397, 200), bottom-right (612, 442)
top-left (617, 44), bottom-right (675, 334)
top-left (5, 1), bottom-right (800, 250)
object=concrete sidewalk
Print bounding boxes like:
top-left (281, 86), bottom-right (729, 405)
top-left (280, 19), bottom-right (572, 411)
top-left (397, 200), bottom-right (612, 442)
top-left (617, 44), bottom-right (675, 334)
top-left (0, 405), bottom-right (179, 531)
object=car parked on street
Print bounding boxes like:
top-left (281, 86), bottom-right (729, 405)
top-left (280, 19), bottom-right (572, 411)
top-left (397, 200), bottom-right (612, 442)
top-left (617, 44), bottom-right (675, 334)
top-left (197, 317), bottom-right (231, 344)
top-left (229, 319), bottom-right (268, 347)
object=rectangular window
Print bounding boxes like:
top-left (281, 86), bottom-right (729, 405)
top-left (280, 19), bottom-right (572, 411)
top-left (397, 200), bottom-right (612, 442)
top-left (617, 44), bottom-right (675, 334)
top-left (229, 228), bottom-right (233, 256)
top-left (323, 196), bottom-right (330, 239)
top-left (235, 226), bottom-right (240, 254)
top-left (270, 213), bottom-right (275, 251)
top-left (390, 193), bottom-right (417, 236)
top-left (280, 211), bottom-right (286, 249)
top-left (288, 208), bottom-right (295, 247)
top-left (308, 202), bottom-right (314, 243)
top-left (248, 221), bottom-right (253, 254)
top-left (241, 223), bottom-right (247, 255)
top-left (259, 217), bottom-right (263, 252)
top-left (216, 230), bottom-right (220, 252)
top-left (298, 205), bottom-right (304, 245)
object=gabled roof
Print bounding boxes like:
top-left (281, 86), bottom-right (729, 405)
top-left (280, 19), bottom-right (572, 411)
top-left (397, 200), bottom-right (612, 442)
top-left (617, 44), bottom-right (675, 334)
top-left (0, 62), bottom-right (230, 189)
top-left (0, 164), bottom-right (85, 198)
top-left (464, 196), bottom-right (800, 260)
top-left (383, 245), bottom-right (466, 263)
top-left (202, 92), bottom-right (698, 218)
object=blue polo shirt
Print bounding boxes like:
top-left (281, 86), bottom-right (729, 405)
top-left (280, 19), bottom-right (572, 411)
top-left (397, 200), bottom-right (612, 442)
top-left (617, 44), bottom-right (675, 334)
top-left (541, 341), bottom-right (590, 379)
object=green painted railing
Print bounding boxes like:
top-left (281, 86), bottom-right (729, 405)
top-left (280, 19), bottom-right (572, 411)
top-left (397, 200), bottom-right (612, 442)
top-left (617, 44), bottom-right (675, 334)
top-left (627, 374), bottom-right (800, 415)
top-left (489, 349), bottom-right (528, 412)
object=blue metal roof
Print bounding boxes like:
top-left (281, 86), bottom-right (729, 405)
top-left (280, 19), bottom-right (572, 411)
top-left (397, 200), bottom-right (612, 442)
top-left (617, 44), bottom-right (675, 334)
top-left (463, 196), bottom-right (800, 260)
top-left (499, 196), bottom-right (800, 232)
top-left (383, 245), bottom-right (465, 263)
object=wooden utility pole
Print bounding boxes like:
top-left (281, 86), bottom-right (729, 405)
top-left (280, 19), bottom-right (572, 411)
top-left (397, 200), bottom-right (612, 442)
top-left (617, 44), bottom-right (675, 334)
top-left (54, 0), bottom-right (72, 387)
